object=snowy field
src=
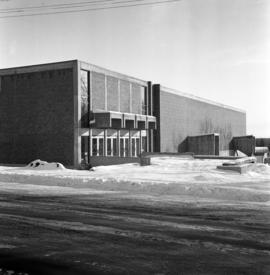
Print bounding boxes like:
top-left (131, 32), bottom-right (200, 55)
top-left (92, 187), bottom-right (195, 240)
top-left (0, 157), bottom-right (269, 202)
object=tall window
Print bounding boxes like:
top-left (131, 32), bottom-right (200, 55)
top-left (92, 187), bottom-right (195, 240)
top-left (81, 70), bottom-right (89, 128)
top-left (92, 138), bottom-right (98, 156)
top-left (124, 138), bottom-right (129, 157)
top-left (107, 138), bottom-right (112, 156)
top-left (113, 138), bottom-right (117, 156)
top-left (99, 139), bottom-right (104, 156)
top-left (120, 138), bottom-right (124, 157)
top-left (136, 138), bottom-right (140, 156)
top-left (107, 137), bottom-right (117, 156)
top-left (142, 136), bottom-right (147, 153)
top-left (92, 137), bottom-right (104, 156)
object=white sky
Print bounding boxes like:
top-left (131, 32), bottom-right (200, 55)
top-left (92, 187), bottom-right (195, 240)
top-left (0, 0), bottom-right (269, 136)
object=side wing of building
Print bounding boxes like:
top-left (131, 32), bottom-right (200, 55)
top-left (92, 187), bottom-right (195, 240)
top-left (153, 85), bottom-right (246, 153)
top-left (0, 61), bottom-right (76, 166)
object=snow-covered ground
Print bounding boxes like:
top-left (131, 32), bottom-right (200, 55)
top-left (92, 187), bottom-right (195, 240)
top-left (0, 157), bottom-right (269, 203)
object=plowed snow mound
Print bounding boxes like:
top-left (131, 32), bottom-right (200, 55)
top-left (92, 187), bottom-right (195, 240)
top-left (248, 163), bottom-right (270, 174)
top-left (26, 159), bottom-right (66, 170)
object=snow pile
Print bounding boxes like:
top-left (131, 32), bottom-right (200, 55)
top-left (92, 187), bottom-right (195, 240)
top-left (246, 163), bottom-right (270, 175)
top-left (26, 159), bottom-right (66, 170)
top-left (0, 157), bottom-right (269, 202)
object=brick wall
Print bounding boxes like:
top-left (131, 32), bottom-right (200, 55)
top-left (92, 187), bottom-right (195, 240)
top-left (154, 87), bottom-right (246, 153)
top-left (0, 69), bottom-right (74, 165)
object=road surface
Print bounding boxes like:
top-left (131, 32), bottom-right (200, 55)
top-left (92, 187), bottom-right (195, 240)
top-left (0, 181), bottom-right (269, 274)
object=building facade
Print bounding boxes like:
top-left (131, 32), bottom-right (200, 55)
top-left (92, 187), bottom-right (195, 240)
top-left (0, 60), bottom-right (156, 168)
top-left (0, 60), bottom-right (246, 168)
top-left (153, 85), bottom-right (246, 154)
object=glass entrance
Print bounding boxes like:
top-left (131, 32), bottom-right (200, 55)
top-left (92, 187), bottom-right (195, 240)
top-left (81, 136), bottom-right (89, 163)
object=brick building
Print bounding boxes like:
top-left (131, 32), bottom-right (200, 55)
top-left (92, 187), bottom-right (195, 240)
top-left (0, 60), bottom-right (246, 168)
top-left (153, 85), bottom-right (246, 154)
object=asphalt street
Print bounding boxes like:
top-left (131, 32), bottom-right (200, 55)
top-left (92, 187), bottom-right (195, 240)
top-left (0, 182), bottom-right (269, 275)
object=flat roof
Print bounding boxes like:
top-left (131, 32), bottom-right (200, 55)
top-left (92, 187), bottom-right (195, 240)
top-left (0, 60), bottom-right (76, 75)
top-left (0, 60), bottom-right (149, 86)
top-left (0, 60), bottom-right (246, 114)
top-left (158, 85), bottom-right (246, 114)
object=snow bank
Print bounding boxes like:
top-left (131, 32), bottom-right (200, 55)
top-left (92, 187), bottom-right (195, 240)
top-left (26, 159), bottom-right (66, 170)
top-left (0, 157), bottom-right (269, 203)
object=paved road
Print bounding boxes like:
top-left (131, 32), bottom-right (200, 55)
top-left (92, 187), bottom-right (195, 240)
top-left (0, 182), bottom-right (269, 275)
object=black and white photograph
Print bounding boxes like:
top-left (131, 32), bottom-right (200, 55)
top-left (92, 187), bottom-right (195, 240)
top-left (0, 0), bottom-right (269, 274)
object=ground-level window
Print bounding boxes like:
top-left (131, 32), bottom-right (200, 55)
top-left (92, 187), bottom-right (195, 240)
top-left (119, 137), bottom-right (130, 157)
top-left (124, 138), bottom-right (129, 157)
top-left (120, 138), bottom-right (124, 157)
top-left (92, 137), bottom-right (104, 156)
top-left (106, 137), bottom-right (117, 156)
top-left (131, 138), bottom-right (136, 157)
top-left (92, 138), bottom-right (97, 156)
top-left (142, 136), bottom-right (147, 153)
top-left (113, 138), bottom-right (117, 156)
top-left (90, 129), bottom-right (145, 157)
top-left (131, 137), bottom-right (140, 157)
top-left (99, 138), bottom-right (104, 156)
top-left (136, 138), bottom-right (140, 156)
top-left (107, 138), bottom-right (112, 156)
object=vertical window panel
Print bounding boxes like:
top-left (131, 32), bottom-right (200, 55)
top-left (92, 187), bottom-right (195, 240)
top-left (113, 138), bottom-right (117, 156)
top-left (92, 138), bottom-right (98, 156)
top-left (132, 138), bottom-right (136, 157)
top-left (107, 138), bottom-right (112, 156)
top-left (136, 138), bottom-right (140, 156)
top-left (124, 138), bottom-right (129, 157)
top-left (99, 138), bottom-right (104, 156)
top-left (120, 138), bottom-right (124, 157)
top-left (80, 70), bottom-right (89, 127)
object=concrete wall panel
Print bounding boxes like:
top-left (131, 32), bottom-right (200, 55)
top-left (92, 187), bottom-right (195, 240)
top-left (107, 76), bottom-right (119, 112)
top-left (131, 83), bottom-right (142, 114)
top-left (92, 72), bottom-right (105, 111)
top-left (120, 80), bottom-right (130, 113)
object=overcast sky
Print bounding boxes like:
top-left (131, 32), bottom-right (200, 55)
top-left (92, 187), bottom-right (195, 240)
top-left (0, 0), bottom-right (269, 136)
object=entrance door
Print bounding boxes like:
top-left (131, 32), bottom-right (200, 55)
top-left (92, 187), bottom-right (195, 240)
top-left (81, 136), bottom-right (89, 163)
